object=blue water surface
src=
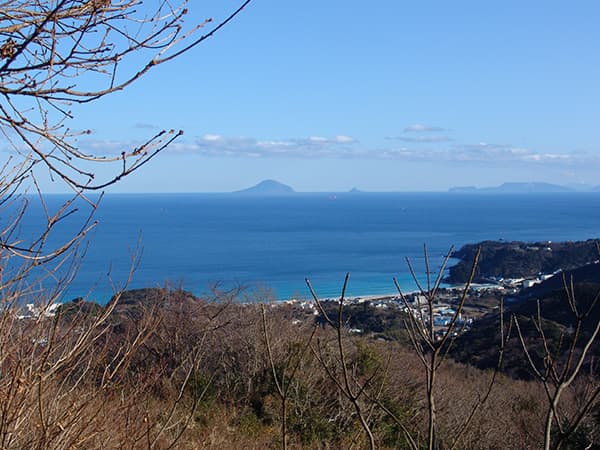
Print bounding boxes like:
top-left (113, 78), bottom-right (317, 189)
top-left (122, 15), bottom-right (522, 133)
top-left (14, 192), bottom-right (600, 302)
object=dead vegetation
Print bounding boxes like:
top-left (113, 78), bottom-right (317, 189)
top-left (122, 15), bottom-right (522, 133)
top-left (2, 282), bottom-right (595, 449)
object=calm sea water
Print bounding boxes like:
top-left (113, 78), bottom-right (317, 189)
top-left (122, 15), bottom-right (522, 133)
top-left (14, 193), bottom-right (600, 302)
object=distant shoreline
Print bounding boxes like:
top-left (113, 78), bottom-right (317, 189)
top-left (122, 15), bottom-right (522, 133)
top-left (36, 190), bottom-right (600, 196)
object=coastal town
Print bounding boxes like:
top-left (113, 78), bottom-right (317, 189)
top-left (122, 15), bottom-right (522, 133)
top-left (14, 238), bottom-right (600, 356)
top-left (272, 240), bottom-right (600, 341)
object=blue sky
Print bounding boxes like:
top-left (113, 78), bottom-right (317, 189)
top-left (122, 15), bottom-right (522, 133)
top-left (60, 1), bottom-right (600, 192)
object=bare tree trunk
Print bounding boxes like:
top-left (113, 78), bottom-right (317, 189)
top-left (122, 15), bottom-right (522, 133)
top-left (427, 355), bottom-right (437, 450)
top-left (307, 274), bottom-right (377, 450)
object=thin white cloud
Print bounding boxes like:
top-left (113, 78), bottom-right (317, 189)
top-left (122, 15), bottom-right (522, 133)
top-left (168, 134), bottom-right (361, 158)
top-left (74, 134), bottom-right (599, 169)
top-left (202, 134), bottom-right (222, 141)
top-left (256, 140), bottom-right (295, 148)
top-left (134, 123), bottom-right (159, 130)
top-left (335, 135), bottom-right (355, 143)
top-left (446, 143), bottom-right (590, 165)
top-left (387, 135), bottom-right (453, 143)
top-left (404, 124), bottom-right (446, 132)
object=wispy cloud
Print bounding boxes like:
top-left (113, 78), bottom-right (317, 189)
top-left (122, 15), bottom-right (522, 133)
top-left (386, 135), bottom-right (453, 143)
top-left (334, 135), bottom-right (355, 143)
top-left (403, 124), bottom-right (446, 132)
top-left (202, 133), bottom-right (222, 141)
top-left (439, 143), bottom-right (588, 165)
top-left (133, 122), bottom-right (159, 130)
top-left (168, 134), bottom-right (360, 158)
top-left (76, 134), bottom-right (599, 168)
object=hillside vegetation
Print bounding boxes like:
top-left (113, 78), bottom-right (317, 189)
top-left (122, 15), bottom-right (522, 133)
top-left (447, 239), bottom-right (600, 283)
top-left (4, 282), bottom-right (597, 449)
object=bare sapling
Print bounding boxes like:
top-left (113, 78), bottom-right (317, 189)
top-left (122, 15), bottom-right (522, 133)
top-left (514, 269), bottom-right (600, 450)
top-left (306, 273), bottom-right (384, 450)
top-left (392, 245), bottom-right (510, 450)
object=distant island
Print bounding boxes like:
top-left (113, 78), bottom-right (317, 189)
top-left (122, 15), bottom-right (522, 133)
top-left (449, 182), bottom-right (574, 193)
top-left (229, 180), bottom-right (599, 195)
top-left (233, 179), bottom-right (295, 196)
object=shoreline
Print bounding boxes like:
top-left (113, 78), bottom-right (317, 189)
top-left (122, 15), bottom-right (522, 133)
top-left (59, 281), bottom-right (507, 307)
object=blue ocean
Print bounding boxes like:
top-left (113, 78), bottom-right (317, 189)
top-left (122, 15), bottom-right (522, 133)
top-left (16, 193), bottom-right (600, 302)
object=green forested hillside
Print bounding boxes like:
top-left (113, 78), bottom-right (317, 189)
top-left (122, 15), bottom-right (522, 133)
top-left (447, 239), bottom-right (600, 283)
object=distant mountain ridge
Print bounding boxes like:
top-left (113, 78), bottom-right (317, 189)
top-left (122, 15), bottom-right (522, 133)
top-left (230, 180), bottom-right (597, 195)
top-left (449, 182), bottom-right (574, 193)
top-left (233, 179), bottom-right (295, 196)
